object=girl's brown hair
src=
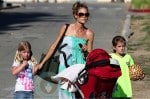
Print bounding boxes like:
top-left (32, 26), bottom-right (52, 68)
top-left (112, 35), bottom-right (126, 52)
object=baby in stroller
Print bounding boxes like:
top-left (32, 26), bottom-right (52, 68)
top-left (51, 48), bottom-right (121, 99)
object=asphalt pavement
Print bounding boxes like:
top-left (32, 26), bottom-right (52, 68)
top-left (0, 2), bottom-right (128, 99)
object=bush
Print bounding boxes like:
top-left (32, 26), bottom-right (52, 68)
top-left (131, 0), bottom-right (150, 9)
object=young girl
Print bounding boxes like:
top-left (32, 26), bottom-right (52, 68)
top-left (110, 35), bottom-right (134, 98)
top-left (11, 41), bottom-right (39, 99)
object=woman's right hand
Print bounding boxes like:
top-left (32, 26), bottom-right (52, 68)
top-left (60, 78), bottom-right (73, 90)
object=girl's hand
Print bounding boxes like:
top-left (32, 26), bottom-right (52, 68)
top-left (33, 64), bottom-right (43, 75)
top-left (11, 60), bottom-right (29, 75)
top-left (22, 60), bottom-right (28, 67)
top-left (33, 64), bottom-right (39, 75)
top-left (37, 63), bottom-right (43, 70)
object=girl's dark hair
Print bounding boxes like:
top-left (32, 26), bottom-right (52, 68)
top-left (112, 36), bottom-right (126, 52)
top-left (72, 1), bottom-right (89, 16)
top-left (112, 35), bottom-right (126, 47)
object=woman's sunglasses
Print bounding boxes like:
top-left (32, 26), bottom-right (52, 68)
top-left (78, 13), bottom-right (90, 17)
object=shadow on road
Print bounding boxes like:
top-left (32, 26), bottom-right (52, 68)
top-left (0, 12), bottom-right (71, 34)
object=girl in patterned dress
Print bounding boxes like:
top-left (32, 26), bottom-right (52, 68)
top-left (11, 41), bottom-right (39, 99)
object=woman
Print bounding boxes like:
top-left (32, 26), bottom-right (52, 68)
top-left (38, 1), bottom-right (94, 99)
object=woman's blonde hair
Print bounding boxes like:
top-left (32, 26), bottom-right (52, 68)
top-left (72, 1), bottom-right (89, 18)
top-left (14, 41), bottom-right (37, 65)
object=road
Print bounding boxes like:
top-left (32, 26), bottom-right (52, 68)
top-left (0, 2), bottom-right (128, 99)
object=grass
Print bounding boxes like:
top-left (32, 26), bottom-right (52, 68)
top-left (128, 14), bottom-right (150, 79)
top-left (129, 15), bottom-right (150, 51)
top-left (141, 15), bottom-right (150, 51)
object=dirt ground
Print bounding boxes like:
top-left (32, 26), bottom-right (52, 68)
top-left (128, 17), bottom-right (150, 99)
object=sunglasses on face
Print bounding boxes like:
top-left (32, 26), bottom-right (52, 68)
top-left (77, 12), bottom-right (90, 17)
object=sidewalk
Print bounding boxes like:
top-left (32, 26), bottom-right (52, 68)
top-left (0, 2), bottom-right (24, 10)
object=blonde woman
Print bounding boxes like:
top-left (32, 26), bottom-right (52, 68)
top-left (38, 1), bottom-right (94, 99)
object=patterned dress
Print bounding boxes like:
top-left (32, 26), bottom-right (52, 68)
top-left (12, 60), bottom-right (34, 92)
top-left (110, 53), bottom-right (134, 98)
top-left (58, 36), bottom-right (87, 99)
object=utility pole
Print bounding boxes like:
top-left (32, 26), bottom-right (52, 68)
top-left (55, 0), bottom-right (57, 3)
top-left (0, 0), bottom-right (3, 7)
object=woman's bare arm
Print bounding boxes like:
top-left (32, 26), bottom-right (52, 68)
top-left (38, 24), bottom-right (68, 70)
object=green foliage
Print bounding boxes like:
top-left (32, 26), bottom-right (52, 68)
top-left (131, 0), bottom-right (150, 9)
top-left (131, 15), bottom-right (144, 20)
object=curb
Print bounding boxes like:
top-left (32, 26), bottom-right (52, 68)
top-left (128, 8), bottom-right (150, 13)
top-left (0, 5), bottom-right (20, 10)
top-left (121, 14), bottom-right (131, 42)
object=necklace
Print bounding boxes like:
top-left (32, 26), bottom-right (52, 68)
top-left (74, 24), bottom-right (85, 37)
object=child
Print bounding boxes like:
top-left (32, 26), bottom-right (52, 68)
top-left (110, 35), bottom-right (134, 98)
top-left (11, 41), bottom-right (39, 99)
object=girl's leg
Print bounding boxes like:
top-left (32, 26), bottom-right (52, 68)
top-left (14, 91), bottom-right (26, 99)
top-left (26, 91), bottom-right (33, 99)
top-left (14, 91), bottom-right (33, 99)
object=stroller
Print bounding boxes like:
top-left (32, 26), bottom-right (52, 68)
top-left (51, 48), bottom-right (121, 99)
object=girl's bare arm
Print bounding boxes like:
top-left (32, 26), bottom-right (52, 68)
top-left (11, 61), bottom-right (28, 75)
